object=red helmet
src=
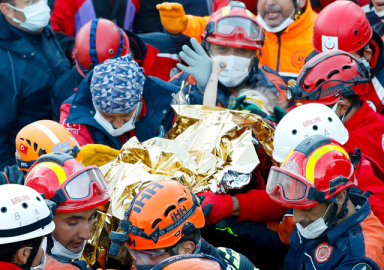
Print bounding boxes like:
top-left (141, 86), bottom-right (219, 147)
top-left (266, 135), bottom-right (357, 209)
top-left (287, 50), bottom-right (370, 105)
top-left (202, 1), bottom-right (264, 50)
top-left (75, 18), bottom-right (130, 77)
top-left (313, 1), bottom-right (372, 54)
top-left (25, 152), bottom-right (110, 213)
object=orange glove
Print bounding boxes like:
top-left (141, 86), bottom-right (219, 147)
top-left (156, 2), bottom-right (189, 34)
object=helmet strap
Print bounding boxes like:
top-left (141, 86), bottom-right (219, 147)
top-left (20, 237), bottom-right (42, 270)
top-left (326, 189), bottom-right (350, 231)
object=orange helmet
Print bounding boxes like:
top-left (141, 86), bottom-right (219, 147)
top-left (152, 254), bottom-right (226, 270)
top-left (25, 152), bottom-right (110, 213)
top-left (75, 18), bottom-right (130, 77)
top-left (15, 120), bottom-right (82, 172)
top-left (109, 180), bottom-right (205, 255)
top-left (267, 135), bottom-right (357, 209)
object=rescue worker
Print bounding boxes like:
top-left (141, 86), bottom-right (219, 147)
top-left (0, 185), bottom-right (55, 270)
top-left (60, 54), bottom-right (179, 148)
top-left (24, 152), bottom-right (110, 270)
top-left (217, 136), bottom-right (384, 270)
top-left (310, 1), bottom-right (384, 112)
top-left (109, 180), bottom-right (257, 270)
top-left (158, 0), bottom-right (318, 80)
top-left (272, 103), bottom-right (384, 224)
top-left (51, 18), bottom-right (130, 121)
top-left (0, 0), bottom-right (70, 170)
top-left (0, 120), bottom-right (82, 186)
top-left (171, 2), bottom-right (288, 109)
top-left (287, 50), bottom-right (384, 169)
top-left (267, 135), bottom-right (384, 269)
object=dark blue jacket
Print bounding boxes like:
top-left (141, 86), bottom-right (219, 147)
top-left (0, 165), bottom-right (24, 185)
top-left (218, 194), bottom-right (384, 270)
top-left (63, 70), bottom-right (180, 149)
top-left (0, 14), bottom-right (70, 170)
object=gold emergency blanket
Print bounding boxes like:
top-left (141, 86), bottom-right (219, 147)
top-left (83, 105), bottom-right (274, 268)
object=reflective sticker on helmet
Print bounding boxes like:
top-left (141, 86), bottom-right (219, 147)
top-left (285, 159), bottom-right (298, 173)
top-left (30, 162), bottom-right (67, 185)
top-left (132, 183), bottom-right (164, 213)
top-left (306, 145), bottom-right (349, 183)
top-left (282, 149), bottom-right (295, 166)
top-left (321, 36), bottom-right (338, 52)
top-left (30, 122), bottom-right (60, 144)
top-left (221, 6), bottom-right (230, 16)
top-left (19, 143), bottom-right (28, 155)
top-left (246, 10), bottom-right (254, 18)
top-left (52, 141), bottom-right (71, 152)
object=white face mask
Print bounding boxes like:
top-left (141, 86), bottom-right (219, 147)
top-left (213, 55), bottom-right (253, 88)
top-left (51, 236), bottom-right (86, 261)
top-left (374, 7), bottom-right (384, 18)
top-left (256, 1), bottom-right (298, 33)
top-left (94, 102), bottom-right (141, 137)
top-left (6, 0), bottom-right (51, 32)
top-left (296, 204), bottom-right (332, 239)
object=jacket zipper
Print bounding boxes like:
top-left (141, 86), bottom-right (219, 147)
top-left (276, 33), bottom-right (282, 72)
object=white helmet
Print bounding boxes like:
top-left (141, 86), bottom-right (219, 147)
top-left (273, 103), bottom-right (349, 163)
top-left (0, 184), bottom-right (55, 245)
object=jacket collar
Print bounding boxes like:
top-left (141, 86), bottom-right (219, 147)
top-left (282, 0), bottom-right (317, 36)
top-left (326, 193), bottom-right (370, 245)
top-left (0, 13), bottom-right (54, 54)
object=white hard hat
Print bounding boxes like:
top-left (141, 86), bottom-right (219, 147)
top-left (273, 103), bottom-right (349, 163)
top-left (0, 185), bottom-right (55, 245)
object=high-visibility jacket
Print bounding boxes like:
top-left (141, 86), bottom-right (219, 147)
top-left (259, 1), bottom-right (318, 80)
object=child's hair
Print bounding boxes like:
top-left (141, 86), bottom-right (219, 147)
top-left (229, 87), bottom-right (280, 115)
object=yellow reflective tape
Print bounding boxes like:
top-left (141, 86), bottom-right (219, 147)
top-left (30, 162), bottom-right (67, 184)
top-left (221, 6), bottom-right (230, 16)
top-left (306, 145), bottom-right (349, 184)
top-left (282, 149), bottom-right (295, 166)
top-left (246, 10), bottom-right (254, 18)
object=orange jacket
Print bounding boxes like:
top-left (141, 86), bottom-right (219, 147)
top-left (259, 2), bottom-right (317, 79)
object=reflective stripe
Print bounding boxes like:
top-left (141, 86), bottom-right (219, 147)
top-left (282, 149), bottom-right (295, 166)
top-left (278, 72), bottom-right (299, 78)
top-left (371, 76), bottom-right (384, 105)
top-left (157, 53), bottom-right (180, 61)
top-left (305, 145), bottom-right (349, 183)
top-left (30, 162), bottom-right (67, 185)
top-left (30, 122), bottom-right (60, 144)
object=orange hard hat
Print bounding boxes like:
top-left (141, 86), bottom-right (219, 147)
top-left (152, 254), bottom-right (226, 270)
top-left (109, 180), bottom-right (205, 253)
top-left (15, 120), bottom-right (83, 172)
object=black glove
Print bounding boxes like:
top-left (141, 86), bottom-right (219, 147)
top-left (217, 247), bottom-right (259, 270)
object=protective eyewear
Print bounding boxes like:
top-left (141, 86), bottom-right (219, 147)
top-left (266, 166), bottom-right (315, 206)
top-left (50, 166), bottom-right (108, 205)
top-left (213, 17), bottom-right (263, 47)
top-left (128, 248), bottom-right (167, 265)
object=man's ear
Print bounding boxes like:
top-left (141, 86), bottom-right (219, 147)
top-left (0, 3), bottom-right (15, 19)
top-left (363, 47), bottom-right (373, 63)
top-left (297, 0), bottom-right (307, 9)
top-left (336, 190), bottom-right (347, 207)
top-left (177, 241), bottom-right (196, 255)
top-left (336, 100), bottom-right (349, 117)
top-left (15, 247), bottom-right (30, 265)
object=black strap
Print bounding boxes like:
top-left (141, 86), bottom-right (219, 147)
top-left (0, 214), bottom-right (52, 237)
top-left (21, 237), bottom-right (42, 270)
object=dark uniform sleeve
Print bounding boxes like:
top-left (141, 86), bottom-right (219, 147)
top-left (0, 165), bottom-right (25, 185)
top-left (334, 258), bottom-right (382, 270)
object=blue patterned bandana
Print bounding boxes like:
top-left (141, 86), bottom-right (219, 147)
top-left (91, 54), bottom-right (146, 113)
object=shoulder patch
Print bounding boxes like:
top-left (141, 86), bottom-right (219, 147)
top-left (352, 263), bottom-right (372, 270)
top-left (314, 242), bottom-right (333, 263)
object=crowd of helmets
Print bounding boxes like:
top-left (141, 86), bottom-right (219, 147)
top-left (2, 0), bottom-right (384, 269)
